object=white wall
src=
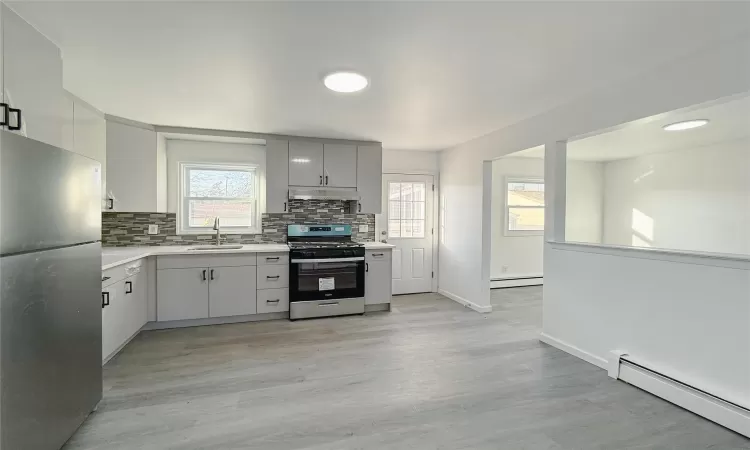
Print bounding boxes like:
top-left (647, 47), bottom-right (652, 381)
top-left (383, 149), bottom-right (439, 173)
top-left (490, 158), bottom-right (603, 280)
top-left (544, 244), bottom-right (750, 409)
top-left (438, 36), bottom-right (750, 311)
top-left (165, 139), bottom-right (266, 213)
top-left (601, 138), bottom-right (750, 255)
top-left (566, 161), bottom-right (604, 244)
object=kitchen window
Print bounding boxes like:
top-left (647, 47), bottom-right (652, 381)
top-left (505, 178), bottom-right (545, 235)
top-left (179, 163), bottom-right (260, 234)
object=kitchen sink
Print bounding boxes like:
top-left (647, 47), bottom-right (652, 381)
top-left (188, 245), bottom-right (244, 251)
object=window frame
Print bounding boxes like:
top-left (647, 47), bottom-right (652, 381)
top-left (387, 181), bottom-right (428, 239)
top-left (177, 162), bottom-right (261, 235)
top-left (504, 177), bottom-right (545, 237)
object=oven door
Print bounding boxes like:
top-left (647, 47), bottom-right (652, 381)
top-left (290, 257), bottom-right (365, 302)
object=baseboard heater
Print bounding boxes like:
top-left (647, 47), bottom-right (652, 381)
top-left (490, 276), bottom-right (543, 289)
top-left (608, 351), bottom-right (750, 437)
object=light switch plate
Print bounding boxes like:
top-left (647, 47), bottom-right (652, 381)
top-left (148, 224), bottom-right (159, 235)
top-left (359, 224), bottom-right (369, 233)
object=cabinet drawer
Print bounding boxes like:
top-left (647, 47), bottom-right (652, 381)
top-left (257, 265), bottom-right (289, 289)
top-left (257, 252), bottom-right (289, 265)
top-left (366, 250), bottom-right (391, 262)
top-left (102, 259), bottom-right (144, 288)
top-left (257, 288), bottom-right (289, 314)
top-left (157, 253), bottom-right (257, 269)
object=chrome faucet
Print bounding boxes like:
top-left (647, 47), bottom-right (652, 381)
top-left (213, 217), bottom-right (221, 246)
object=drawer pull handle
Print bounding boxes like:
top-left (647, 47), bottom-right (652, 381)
top-left (202, 270), bottom-right (207, 281)
top-left (125, 281), bottom-right (132, 294)
top-left (210, 269), bottom-right (215, 281)
top-left (266, 257), bottom-right (280, 262)
top-left (319, 302), bottom-right (339, 307)
top-left (372, 253), bottom-right (384, 257)
top-left (266, 299), bottom-right (280, 304)
top-left (266, 275), bottom-right (280, 280)
top-left (101, 292), bottom-right (110, 308)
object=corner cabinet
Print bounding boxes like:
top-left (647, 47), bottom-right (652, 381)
top-left (357, 144), bottom-right (383, 213)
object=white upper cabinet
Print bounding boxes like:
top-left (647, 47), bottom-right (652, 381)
top-left (323, 143), bottom-right (357, 188)
top-left (106, 120), bottom-right (162, 212)
top-left (1, 3), bottom-right (64, 148)
top-left (357, 144), bottom-right (383, 214)
top-left (266, 139), bottom-right (289, 213)
top-left (289, 141), bottom-right (324, 187)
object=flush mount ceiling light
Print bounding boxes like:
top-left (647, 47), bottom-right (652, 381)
top-left (663, 119), bottom-right (709, 131)
top-left (323, 71), bottom-right (368, 93)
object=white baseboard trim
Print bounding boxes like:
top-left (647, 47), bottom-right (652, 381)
top-left (618, 361), bottom-right (750, 437)
top-left (438, 289), bottom-right (492, 313)
top-left (144, 312), bottom-right (289, 330)
top-left (490, 277), bottom-right (543, 289)
top-left (539, 333), bottom-right (608, 369)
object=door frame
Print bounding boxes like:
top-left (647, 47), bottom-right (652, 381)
top-left (376, 171), bottom-right (440, 293)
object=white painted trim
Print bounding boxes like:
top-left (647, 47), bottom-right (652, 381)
top-left (548, 240), bottom-right (749, 269)
top-left (490, 278), bottom-right (543, 289)
top-left (144, 312), bottom-right (289, 330)
top-left (491, 272), bottom-right (543, 280)
top-left (105, 113), bottom-right (155, 131)
top-left (438, 288), bottom-right (492, 313)
top-left (538, 333), bottom-right (608, 369)
top-left (155, 125), bottom-right (380, 146)
top-left (618, 363), bottom-right (750, 437)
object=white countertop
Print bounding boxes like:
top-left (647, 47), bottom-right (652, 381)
top-left (361, 242), bottom-right (396, 250)
top-left (102, 242), bottom-right (394, 270)
top-left (102, 244), bottom-right (289, 270)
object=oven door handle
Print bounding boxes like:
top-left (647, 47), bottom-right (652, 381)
top-left (290, 257), bottom-right (365, 263)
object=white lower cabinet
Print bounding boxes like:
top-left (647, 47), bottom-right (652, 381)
top-left (365, 250), bottom-right (392, 305)
top-left (102, 266), bottom-right (148, 363)
top-left (209, 265), bottom-right (257, 318)
top-left (157, 267), bottom-right (209, 321)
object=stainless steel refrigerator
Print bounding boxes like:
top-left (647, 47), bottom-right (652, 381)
top-left (0, 130), bottom-right (102, 449)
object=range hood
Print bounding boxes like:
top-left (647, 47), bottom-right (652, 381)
top-left (288, 187), bottom-right (360, 201)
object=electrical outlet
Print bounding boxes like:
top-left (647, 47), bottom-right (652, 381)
top-left (501, 266), bottom-right (508, 273)
top-left (148, 224), bottom-right (159, 235)
top-left (359, 224), bottom-right (369, 233)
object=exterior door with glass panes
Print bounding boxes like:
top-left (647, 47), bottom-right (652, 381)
top-left (377, 174), bottom-right (434, 295)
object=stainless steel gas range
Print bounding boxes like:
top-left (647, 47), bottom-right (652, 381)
top-left (287, 224), bottom-right (365, 320)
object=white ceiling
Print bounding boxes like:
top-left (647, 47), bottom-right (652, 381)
top-left (10, 1), bottom-right (750, 152)
top-left (512, 94), bottom-right (750, 161)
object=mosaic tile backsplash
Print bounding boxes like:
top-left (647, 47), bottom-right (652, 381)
top-left (102, 200), bottom-right (376, 247)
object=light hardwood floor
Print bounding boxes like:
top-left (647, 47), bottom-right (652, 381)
top-left (66, 287), bottom-right (750, 449)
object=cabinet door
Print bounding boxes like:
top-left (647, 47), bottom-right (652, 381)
top-left (121, 271), bottom-right (147, 346)
top-left (323, 143), bottom-right (357, 188)
top-left (289, 141), bottom-right (324, 187)
top-left (102, 282), bottom-right (124, 362)
top-left (365, 257), bottom-right (392, 305)
top-left (2, 3), bottom-right (63, 147)
top-left (105, 120), bottom-right (157, 212)
top-left (157, 268), bottom-right (209, 321)
top-left (72, 97), bottom-right (107, 207)
top-left (357, 145), bottom-right (383, 213)
top-left (209, 265), bottom-right (257, 317)
top-left (266, 139), bottom-right (289, 213)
